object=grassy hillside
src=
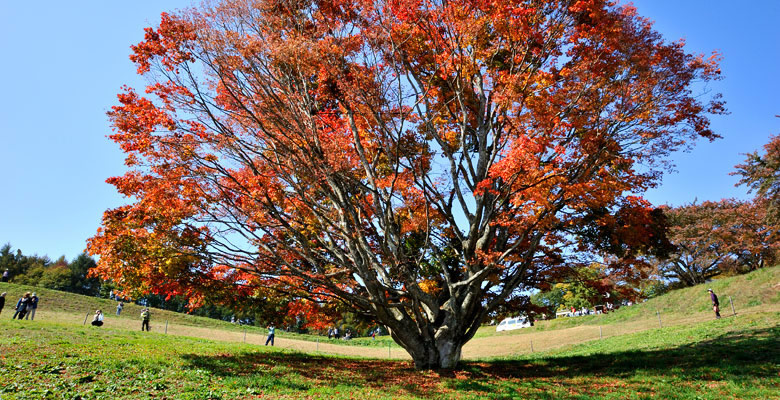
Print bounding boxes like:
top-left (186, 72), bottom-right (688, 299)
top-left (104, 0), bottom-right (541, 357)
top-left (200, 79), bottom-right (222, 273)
top-left (0, 308), bottom-right (776, 399)
top-left (0, 281), bottom-right (408, 350)
top-left (472, 265), bottom-right (780, 338)
top-left (0, 281), bottom-right (242, 330)
top-left (2, 265), bottom-right (778, 350)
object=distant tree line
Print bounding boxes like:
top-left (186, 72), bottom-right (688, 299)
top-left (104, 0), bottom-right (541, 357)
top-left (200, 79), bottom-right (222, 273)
top-left (0, 244), bottom-right (103, 296)
top-left (0, 243), bottom-right (373, 333)
top-left (0, 243), bottom-right (251, 323)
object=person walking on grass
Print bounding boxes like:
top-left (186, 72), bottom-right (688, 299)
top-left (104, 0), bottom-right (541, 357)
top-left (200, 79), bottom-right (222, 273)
top-left (91, 310), bottom-right (104, 327)
top-left (116, 301), bottom-right (124, 316)
top-left (265, 324), bottom-right (275, 346)
top-left (708, 289), bottom-right (721, 319)
top-left (24, 293), bottom-right (38, 320)
top-left (0, 292), bottom-right (6, 315)
top-left (141, 308), bottom-right (151, 331)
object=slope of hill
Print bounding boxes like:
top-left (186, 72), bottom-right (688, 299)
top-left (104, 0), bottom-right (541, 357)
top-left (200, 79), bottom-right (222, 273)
top-left (1, 265), bottom-right (777, 353)
top-left (0, 281), bottom-right (248, 331)
top-left (473, 265), bottom-right (780, 338)
top-left (0, 307), bottom-right (776, 399)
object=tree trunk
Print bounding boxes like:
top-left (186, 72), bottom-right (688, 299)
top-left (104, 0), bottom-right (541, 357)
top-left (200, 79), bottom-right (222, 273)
top-left (402, 336), bottom-right (464, 370)
top-left (384, 316), bottom-right (470, 370)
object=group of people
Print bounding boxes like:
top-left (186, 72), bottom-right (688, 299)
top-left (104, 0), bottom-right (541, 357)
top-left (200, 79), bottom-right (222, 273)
top-left (326, 327), bottom-right (354, 340)
top-left (0, 292), bottom-right (39, 320)
top-left (91, 304), bottom-right (152, 331)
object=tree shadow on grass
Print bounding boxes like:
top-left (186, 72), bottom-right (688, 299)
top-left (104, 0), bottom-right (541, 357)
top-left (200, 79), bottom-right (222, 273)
top-left (179, 325), bottom-right (778, 398)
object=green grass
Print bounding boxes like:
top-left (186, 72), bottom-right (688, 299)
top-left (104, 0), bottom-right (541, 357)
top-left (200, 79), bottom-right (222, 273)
top-left (1, 310), bottom-right (777, 399)
top-left (2, 265), bottom-right (777, 349)
top-left (0, 281), bottom-right (407, 348)
top-left (0, 267), bottom-right (778, 398)
top-left (0, 281), bottom-right (269, 332)
top-left (473, 265), bottom-right (780, 338)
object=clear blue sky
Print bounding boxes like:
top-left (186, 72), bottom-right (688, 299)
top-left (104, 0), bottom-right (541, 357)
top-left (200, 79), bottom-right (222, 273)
top-left (1, 1), bottom-right (778, 261)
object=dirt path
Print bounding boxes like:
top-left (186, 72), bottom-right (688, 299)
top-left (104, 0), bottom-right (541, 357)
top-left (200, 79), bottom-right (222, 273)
top-left (32, 304), bottom-right (778, 361)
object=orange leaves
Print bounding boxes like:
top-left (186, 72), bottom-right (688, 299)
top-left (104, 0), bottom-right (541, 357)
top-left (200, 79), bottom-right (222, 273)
top-left (108, 86), bottom-right (177, 160)
top-left (130, 12), bottom-right (197, 74)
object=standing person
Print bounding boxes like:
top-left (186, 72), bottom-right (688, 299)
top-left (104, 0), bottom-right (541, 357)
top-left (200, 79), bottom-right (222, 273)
top-left (13, 293), bottom-right (31, 320)
top-left (0, 292), bottom-right (6, 315)
top-left (265, 324), bottom-right (275, 346)
top-left (116, 302), bottom-right (124, 316)
top-left (11, 295), bottom-right (23, 319)
top-left (708, 289), bottom-right (721, 319)
top-left (141, 308), bottom-right (151, 331)
top-left (1, 269), bottom-right (8, 282)
top-left (25, 293), bottom-right (38, 320)
top-left (91, 310), bottom-right (104, 327)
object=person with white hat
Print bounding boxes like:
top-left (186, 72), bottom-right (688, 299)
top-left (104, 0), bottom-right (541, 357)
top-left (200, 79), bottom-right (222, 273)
top-left (24, 292), bottom-right (38, 320)
top-left (708, 289), bottom-right (721, 319)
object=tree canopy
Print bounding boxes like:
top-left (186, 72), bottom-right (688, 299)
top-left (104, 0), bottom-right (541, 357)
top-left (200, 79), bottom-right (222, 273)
top-left (88, 0), bottom-right (724, 369)
top-left (653, 199), bottom-right (777, 287)
top-left (735, 128), bottom-right (780, 220)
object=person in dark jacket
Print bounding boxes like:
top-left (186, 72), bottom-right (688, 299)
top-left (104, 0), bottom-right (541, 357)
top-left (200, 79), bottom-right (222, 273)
top-left (141, 308), bottom-right (151, 331)
top-left (13, 292), bottom-right (31, 319)
top-left (708, 289), bottom-right (721, 319)
top-left (0, 292), bottom-right (6, 315)
top-left (24, 293), bottom-right (38, 320)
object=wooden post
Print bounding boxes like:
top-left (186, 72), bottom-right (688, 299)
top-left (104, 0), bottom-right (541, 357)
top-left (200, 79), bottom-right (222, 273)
top-left (83, 313), bottom-right (89, 326)
top-left (599, 326), bottom-right (603, 339)
top-left (656, 310), bottom-right (662, 328)
top-left (165, 320), bottom-right (168, 334)
top-left (729, 296), bottom-right (736, 316)
top-left (530, 340), bottom-right (534, 353)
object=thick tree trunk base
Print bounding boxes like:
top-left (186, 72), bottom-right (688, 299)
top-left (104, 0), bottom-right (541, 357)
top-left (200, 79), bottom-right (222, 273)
top-left (409, 340), bottom-right (463, 370)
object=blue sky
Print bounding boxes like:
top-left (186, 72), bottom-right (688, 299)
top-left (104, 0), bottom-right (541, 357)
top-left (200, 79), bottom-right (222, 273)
top-left (0, 0), bottom-right (778, 261)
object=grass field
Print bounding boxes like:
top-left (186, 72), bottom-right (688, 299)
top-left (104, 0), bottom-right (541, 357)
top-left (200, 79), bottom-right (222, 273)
top-left (0, 267), bottom-right (778, 398)
top-left (0, 311), bottom-right (777, 399)
top-left (1, 266), bottom-right (777, 355)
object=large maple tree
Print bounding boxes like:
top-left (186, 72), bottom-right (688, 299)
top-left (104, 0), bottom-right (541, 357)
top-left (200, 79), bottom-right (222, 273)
top-left (89, 0), bottom-right (724, 369)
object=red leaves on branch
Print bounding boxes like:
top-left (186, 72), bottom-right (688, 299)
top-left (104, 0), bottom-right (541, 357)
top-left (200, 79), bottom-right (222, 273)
top-left (129, 12), bottom-right (197, 74)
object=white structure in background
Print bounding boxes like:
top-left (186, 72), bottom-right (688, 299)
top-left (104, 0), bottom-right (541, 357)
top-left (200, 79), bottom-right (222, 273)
top-left (496, 316), bottom-right (533, 332)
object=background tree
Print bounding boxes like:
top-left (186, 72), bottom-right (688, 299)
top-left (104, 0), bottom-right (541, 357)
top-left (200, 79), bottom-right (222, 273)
top-left (734, 127), bottom-right (780, 220)
top-left (719, 200), bottom-right (778, 273)
top-left (654, 199), bottom-right (777, 286)
top-left (38, 256), bottom-right (73, 291)
top-left (69, 253), bottom-right (103, 296)
top-left (0, 243), bottom-right (29, 281)
top-left (9, 253), bottom-right (52, 286)
top-left (531, 261), bottom-right (644, 315)
top-left (88, 0), bottom-right (724, 369)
